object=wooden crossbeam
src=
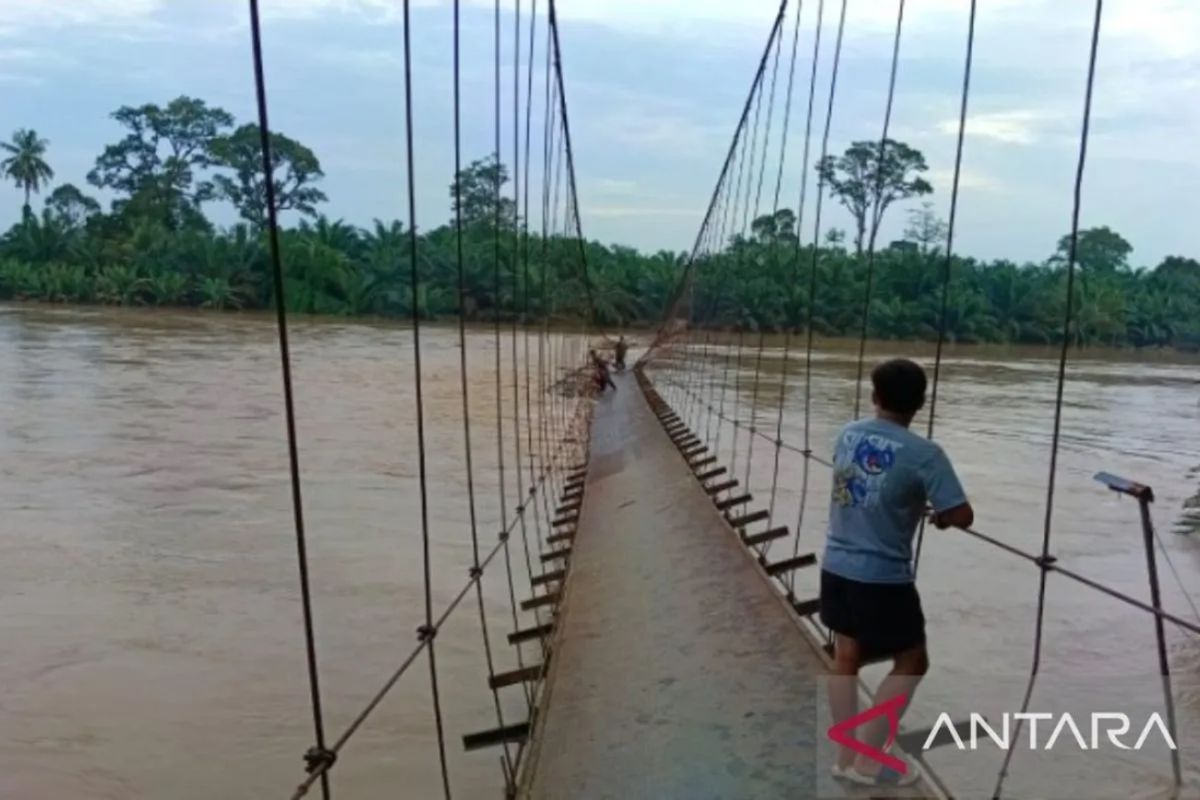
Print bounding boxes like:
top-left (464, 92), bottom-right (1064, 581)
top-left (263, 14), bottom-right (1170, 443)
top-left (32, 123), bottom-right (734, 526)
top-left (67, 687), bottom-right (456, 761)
top-left (696, 466), bottom-right (727, 481)
top-left (682, 444), bottom-right (707, 456)
top-left (508, 622), bottom-right (554, 644)
top-left (488, 663), bottom-right (545, 690)
top-left (705, 479), bottom-right (738, 495)
top-left (764, 553), bottom-right (816, 576)
top-left (521, 591), bottom-right (561, 611)
top-left (556, 501), bottom-right (581, 515)
top-left (728, 509), bottom-right (769, 528)
top-left (742, 525), bottom-right (788, 546)
top-left (463, 721), bottom-right (530, 751)
top-left (546, 530), bottom-right (574, 545)
top-left (531, 568), bottom-right (566, 586)
top-left (689, 455), bottom-right (717, 468)
top-left (552, 514), bottom-right (578, 527)
top-left (715, 493), bottom-right (752, 511)
top-left (540, 549), bottom-right (570, 563)
top-left (792, 597), bottom-right (821, 616)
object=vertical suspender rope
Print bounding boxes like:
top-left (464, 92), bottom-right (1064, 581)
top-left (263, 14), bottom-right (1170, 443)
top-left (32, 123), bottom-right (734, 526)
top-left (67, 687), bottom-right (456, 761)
top-left (768, 0), bottom-right (819, 533)
top-left (743, 4), bottom-right (797, 550)
top-left (400, 1), bottom-right (453, 795)
top-left (492, 0), bottom-right (532, 704)
top-left (911, 0), bottom-right (976, 576)
top-left (790, 0), bottom-right (847, 594)
top-left (992, 3), bottom-right (1103, 796)
top-left (245, 3), bottom-right (331, 798)
top-left (452, 0), bottom-right (514, 782)
top-left (850, 0), bottom-right (906, 419)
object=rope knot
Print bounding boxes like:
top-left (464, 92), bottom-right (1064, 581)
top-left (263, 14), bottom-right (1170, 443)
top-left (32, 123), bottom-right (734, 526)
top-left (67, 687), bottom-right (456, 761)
top-left (499, 530), bottom-right (510, 543)
top-left (469, 565), bottom-right (483, 579)
top-left (304, 746), bottom-right (337, 774)
top-left (1035, 554), bottom-right (1058, 569)
top-left (417, 624), bottom-right (437, 642)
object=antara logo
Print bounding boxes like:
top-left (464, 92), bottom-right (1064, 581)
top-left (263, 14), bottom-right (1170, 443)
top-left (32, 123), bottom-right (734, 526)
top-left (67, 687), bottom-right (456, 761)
top-left (826, 693), bottom-right (909, 773)
top-left (922, 712), bottom-right (1178, 752)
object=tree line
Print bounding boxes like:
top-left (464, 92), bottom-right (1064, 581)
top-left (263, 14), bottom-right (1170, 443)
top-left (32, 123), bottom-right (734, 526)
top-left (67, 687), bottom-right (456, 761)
top-left (2, 95), bottom-right (1198, 349)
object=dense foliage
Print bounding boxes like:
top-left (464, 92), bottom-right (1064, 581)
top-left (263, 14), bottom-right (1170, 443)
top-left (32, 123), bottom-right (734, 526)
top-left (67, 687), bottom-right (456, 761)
top-left (2, 96), bottom-right (1199, 349)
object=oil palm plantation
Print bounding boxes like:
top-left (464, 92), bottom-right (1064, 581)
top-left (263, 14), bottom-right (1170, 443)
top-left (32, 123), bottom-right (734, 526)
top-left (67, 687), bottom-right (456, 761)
top-left (1, 129), bottom-right (55, 215)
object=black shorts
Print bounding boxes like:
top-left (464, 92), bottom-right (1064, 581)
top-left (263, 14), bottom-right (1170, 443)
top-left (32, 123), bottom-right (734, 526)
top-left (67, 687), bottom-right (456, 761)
top-left (819, 570), bottom-right (926, 659)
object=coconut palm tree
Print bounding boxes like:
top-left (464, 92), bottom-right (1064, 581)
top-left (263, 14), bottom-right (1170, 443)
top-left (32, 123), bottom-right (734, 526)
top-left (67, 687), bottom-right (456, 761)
top-left (1, 129), bottom-right (55, 215)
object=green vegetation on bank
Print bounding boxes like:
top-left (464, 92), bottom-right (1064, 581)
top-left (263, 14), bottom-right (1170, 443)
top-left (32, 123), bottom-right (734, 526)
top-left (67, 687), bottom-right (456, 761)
top-left (2, 96), bottom-right (1198, 349)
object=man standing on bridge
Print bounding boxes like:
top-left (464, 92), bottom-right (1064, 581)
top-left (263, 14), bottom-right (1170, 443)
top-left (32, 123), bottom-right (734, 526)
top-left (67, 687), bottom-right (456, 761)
top-left (821, 358), bottom-right (974, 787)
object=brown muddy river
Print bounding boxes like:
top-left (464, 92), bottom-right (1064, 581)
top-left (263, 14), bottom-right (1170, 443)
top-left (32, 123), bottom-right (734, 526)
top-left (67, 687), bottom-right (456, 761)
top-left (2, 304), bottom-right (1199, 799)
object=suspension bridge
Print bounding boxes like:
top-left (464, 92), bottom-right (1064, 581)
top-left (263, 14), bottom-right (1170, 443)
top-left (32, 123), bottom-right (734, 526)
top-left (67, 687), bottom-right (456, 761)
top-left (235, 0), bottom-right (1200, 797)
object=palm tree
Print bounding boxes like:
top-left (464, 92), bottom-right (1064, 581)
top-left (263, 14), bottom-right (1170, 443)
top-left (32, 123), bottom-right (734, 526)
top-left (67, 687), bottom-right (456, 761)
top-left (1, 129), bottom-right (55, 214)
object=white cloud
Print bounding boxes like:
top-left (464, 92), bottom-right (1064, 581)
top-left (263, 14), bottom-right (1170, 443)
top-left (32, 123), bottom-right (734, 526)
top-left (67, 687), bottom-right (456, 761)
top-left (939, 110), bottom-right (1047, 146)
top-left (589, 205), bottom-right (695, 218)
top-left (0, 0), bottom-right (163, 35)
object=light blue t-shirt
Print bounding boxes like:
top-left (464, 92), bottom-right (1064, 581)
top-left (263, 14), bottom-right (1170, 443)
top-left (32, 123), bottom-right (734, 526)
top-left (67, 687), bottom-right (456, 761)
top-left (822, 418), bottom-right (967, 584)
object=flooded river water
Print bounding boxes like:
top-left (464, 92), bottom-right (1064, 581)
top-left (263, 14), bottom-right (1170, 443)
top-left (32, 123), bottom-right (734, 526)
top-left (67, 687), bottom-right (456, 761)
top-left (2, 304), bottom-right (1198, 798)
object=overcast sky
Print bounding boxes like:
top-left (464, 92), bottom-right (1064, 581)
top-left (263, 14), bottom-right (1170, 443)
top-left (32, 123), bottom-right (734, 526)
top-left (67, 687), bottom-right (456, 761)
top-left (1, 0), bottom-right (1197, 266)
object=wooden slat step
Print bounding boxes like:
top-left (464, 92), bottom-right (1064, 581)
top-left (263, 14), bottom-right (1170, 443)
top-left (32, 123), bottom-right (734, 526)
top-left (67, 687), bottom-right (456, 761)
top-left (552, 514), bottom-right (577, 527)
top-left (540, 549), bottom-right (570, 563)
top-left (705, 479), bottom-right (738, 495)
top-left (696, 466), bottom-right (727, 481)
top-left (563, 479), bottom-right (584, 492)
top-left (742, 525), bottom-right (788, 546)
top-left (682, 444), bottom-right (707, 456)
top-left (689, 455), bottom-right (717, 468)
top-left (556, 501), bottom-right (581, 515)
top-left (765, 553), bottom-right (816, 576)
top-left (546, 530), bottom-right (574, 545)
top-left (728, 509), bottom-right (769, 528)
top-left (531, 568), bottom-right (566, 587)
top-left (715, 493), bottom-right (752, 511)
top-left (672, 432), bottom-right (700, 445)
top-left (561, 488), bottom-right (583, 500)
top-left (567, 469), bottom-right (587, 480)
top-left (521, 591), bottom-right (561, 611)
top-left (488, 663), bottom-right (545, 690)
top-left (508, 622), bottom-right (553, 644)
top-left (569, 462), bottom-right (587, 471)
top-left (463, 721), bottom-right (530, 751)
top-left (792, 597), bottom-right (821, 616)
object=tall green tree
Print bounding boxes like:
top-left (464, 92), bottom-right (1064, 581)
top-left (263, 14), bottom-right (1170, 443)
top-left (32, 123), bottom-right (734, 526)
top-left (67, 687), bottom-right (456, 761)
top-left (452, 155), bottom-right (516, 228)
top-left (1055, 226), bottom-right (1132, 273)
top-left (45, 184), bottom-right (101, 229)
top-left (87, 96), bottom-right (233, 229)
top-left (816, 138), bottom-right (932, 256)
top-left (210, 124), bottom-right (327, 227)
top-left (1, 129), bottom-right (55, 215)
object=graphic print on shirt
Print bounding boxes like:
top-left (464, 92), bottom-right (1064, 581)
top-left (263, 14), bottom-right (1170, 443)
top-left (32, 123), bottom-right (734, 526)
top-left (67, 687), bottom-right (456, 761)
top-left (832, 432), bottom-right (901, 509)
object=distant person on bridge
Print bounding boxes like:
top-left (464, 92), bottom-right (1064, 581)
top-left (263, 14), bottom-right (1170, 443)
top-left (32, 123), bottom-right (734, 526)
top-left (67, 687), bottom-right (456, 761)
top-left (613, 335), bottom-right (629, 371)
top-left (590, 349), bottom-right (616, 394)
top-left (821, 358), bottom-right (974, 788)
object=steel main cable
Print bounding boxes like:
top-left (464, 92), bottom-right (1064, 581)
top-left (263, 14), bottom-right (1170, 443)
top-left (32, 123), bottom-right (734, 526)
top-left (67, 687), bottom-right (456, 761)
top-left (245, 1), bottom-right (331, 797)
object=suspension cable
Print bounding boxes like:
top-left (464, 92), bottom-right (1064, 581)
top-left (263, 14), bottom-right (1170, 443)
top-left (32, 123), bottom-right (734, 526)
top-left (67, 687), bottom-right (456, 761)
top-left (790, 0), bottom-right (847, 592)
top-left (850, 0), bottom-right (906, 419)
top-left (453, 0), bottom-right (514, 782)
top-left (992, 2), bottom-right (1104, 795)
top-left (246, 2), bottom-right (331, 797)
top-left (911, 0), bottom-right (976, 576)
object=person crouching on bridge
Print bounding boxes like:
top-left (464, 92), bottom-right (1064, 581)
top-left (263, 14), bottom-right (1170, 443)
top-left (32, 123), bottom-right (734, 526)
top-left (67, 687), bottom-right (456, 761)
top-left (821, 358), bottom-right (974, 788)
top-left (590, 349), bottom-right (616, 394)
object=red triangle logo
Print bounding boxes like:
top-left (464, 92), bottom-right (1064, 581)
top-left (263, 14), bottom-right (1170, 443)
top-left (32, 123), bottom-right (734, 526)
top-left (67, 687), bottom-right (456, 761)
top-left (826, 692), bottom-right (908, 773)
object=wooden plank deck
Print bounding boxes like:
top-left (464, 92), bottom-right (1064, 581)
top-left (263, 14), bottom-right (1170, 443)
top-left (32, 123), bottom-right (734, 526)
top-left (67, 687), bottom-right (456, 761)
top-left (518, 369), bottom-right (929, 799)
